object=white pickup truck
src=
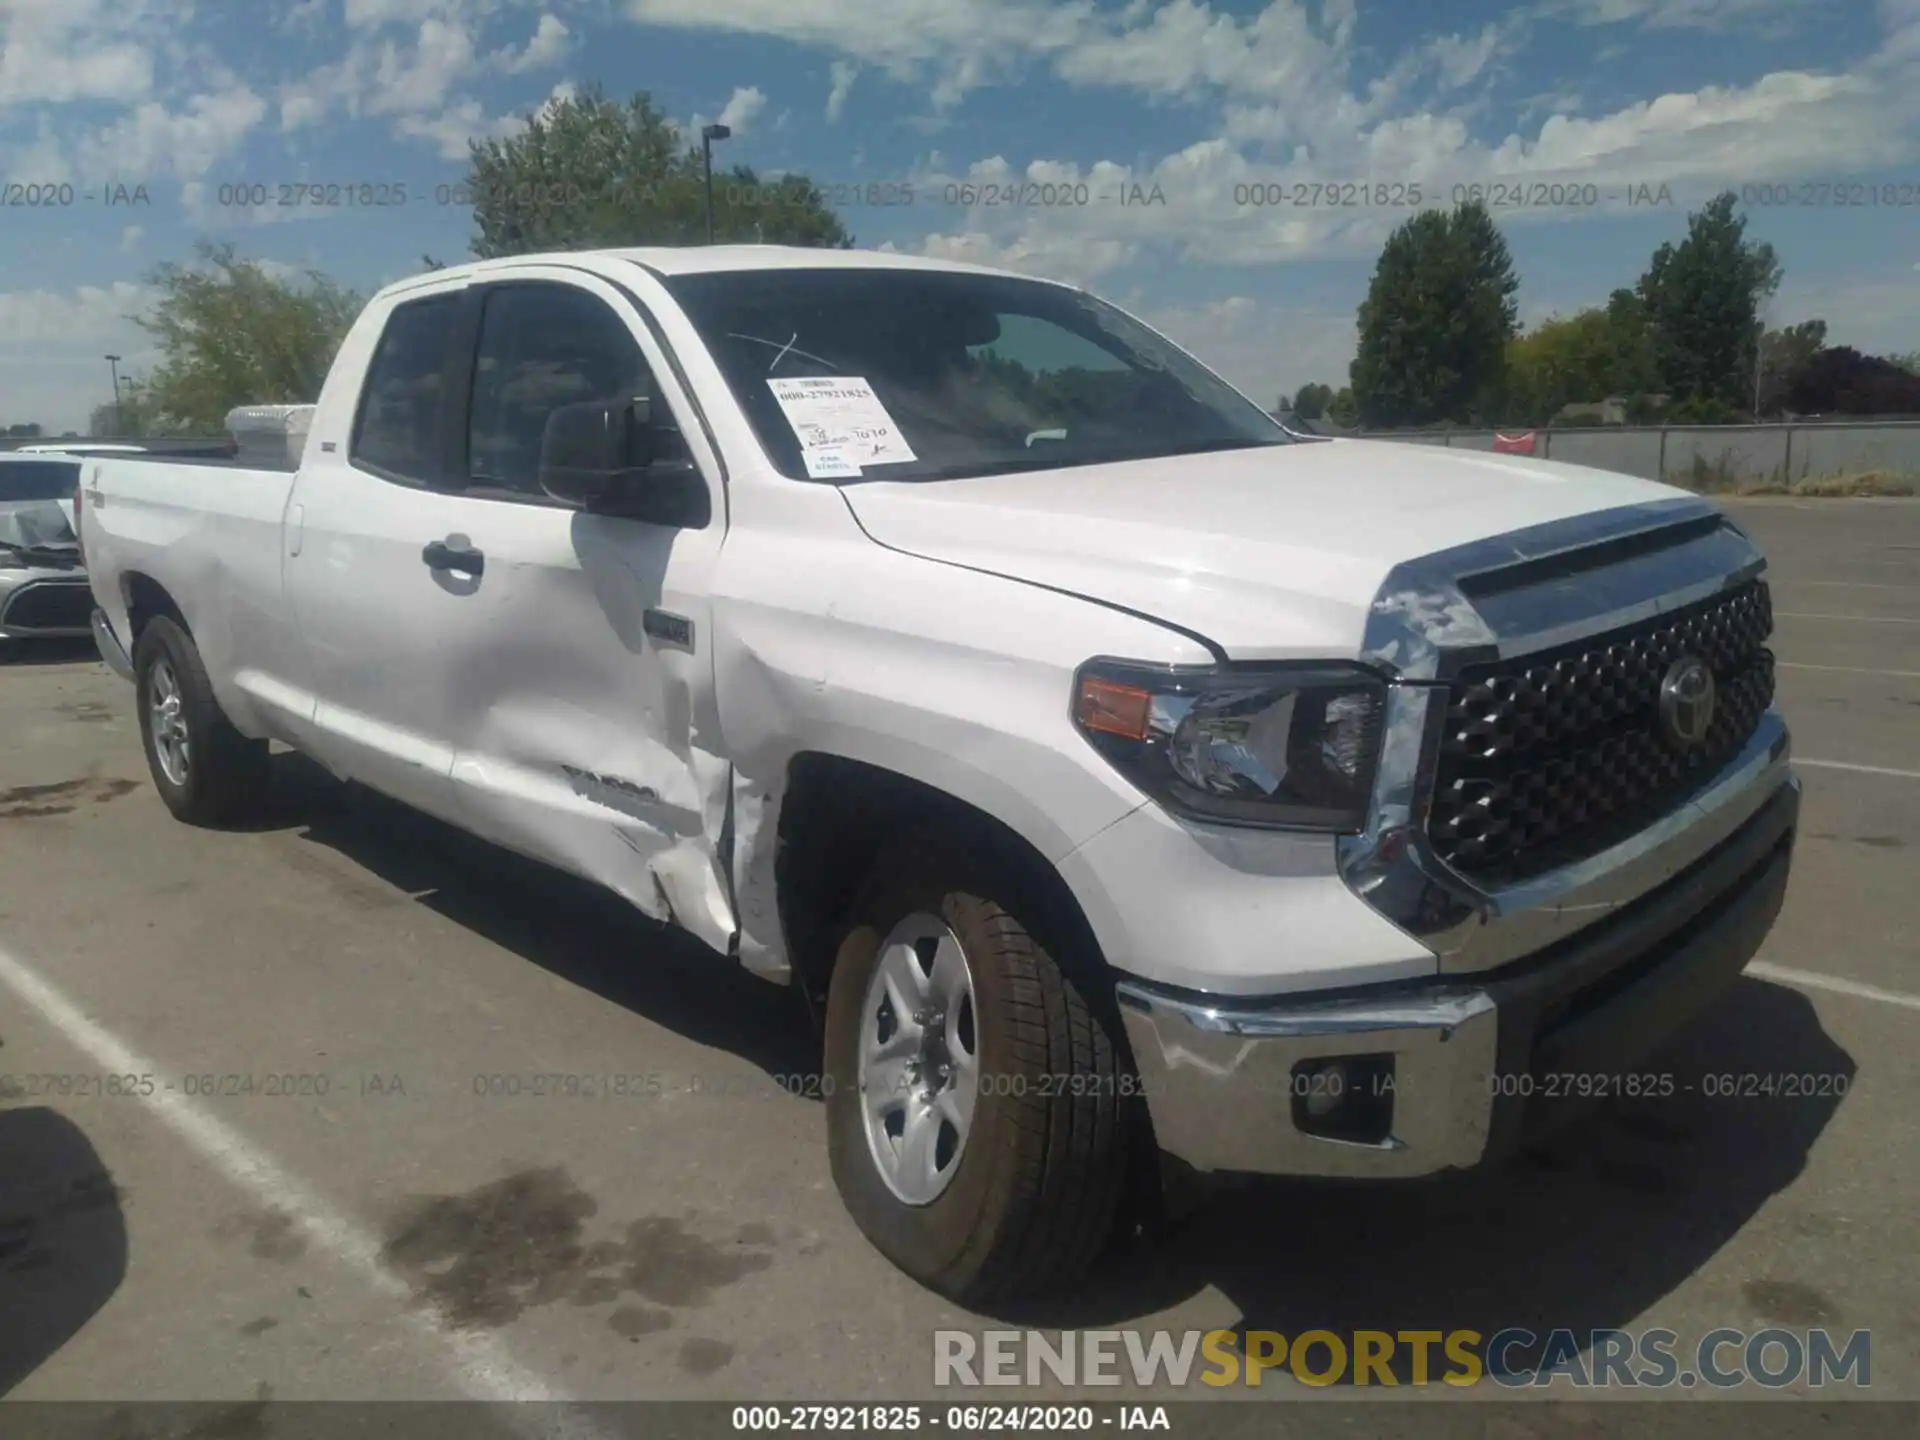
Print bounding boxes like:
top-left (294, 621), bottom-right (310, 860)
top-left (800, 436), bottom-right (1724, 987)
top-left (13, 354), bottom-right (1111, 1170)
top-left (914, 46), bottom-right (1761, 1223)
top-left (78, 245), bottom-right (1798, 1304)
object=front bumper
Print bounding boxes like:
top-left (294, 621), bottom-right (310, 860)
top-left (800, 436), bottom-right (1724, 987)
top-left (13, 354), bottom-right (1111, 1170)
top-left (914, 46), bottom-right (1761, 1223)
top-left (0, 572), bottom-right (93, 639)
top-left (1117, 768), bottom-right (1799, 1179)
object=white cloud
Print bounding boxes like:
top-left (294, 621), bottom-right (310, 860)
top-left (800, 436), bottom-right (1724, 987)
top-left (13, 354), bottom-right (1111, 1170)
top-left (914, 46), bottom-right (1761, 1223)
top-left (396, 98), bottom-right (527, 159)
top-left (826, 59), bottom-right (857, 121)
top-left (119, 224), bottom-right (143, 252)
top-left (0, 0), bottom-right (157, 107)
top-left (626, 0), bottom-right (1092, 106)
top-left (1546, 0), bottom-right (1806, 30)
top-left (281, 0), bottom-right (330, 32)
top-left (717, 85), bottom-right (768, 133)
top-left (277, 7), bottom-right (497, 133)
top-left (368, 18), bottom-right (480, 115)
top-left (1883, 0), bottom-right (1920, 59)
top-left (918, 228), bottom-right (1137, 287)
top-left (344, 0), bottom-right (448, 27)
top-left (895, 44), bottom-right (1920, 276)
top-left (499, 13), bottom-right (570, 71)
top-left (72, 86), bottom-right (270, 185)
top-left (1426, 23), bottom-right (1509, 90)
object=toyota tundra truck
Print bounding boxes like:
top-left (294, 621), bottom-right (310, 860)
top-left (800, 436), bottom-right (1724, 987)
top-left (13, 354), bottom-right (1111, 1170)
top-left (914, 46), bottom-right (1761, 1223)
top-left (76, 245), bottom-right (1797, 1305)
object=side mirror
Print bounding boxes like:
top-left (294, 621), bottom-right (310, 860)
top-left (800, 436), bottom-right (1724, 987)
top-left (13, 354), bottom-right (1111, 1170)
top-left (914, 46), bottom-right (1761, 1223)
top-left (537, 398), bottom-right (710, 528)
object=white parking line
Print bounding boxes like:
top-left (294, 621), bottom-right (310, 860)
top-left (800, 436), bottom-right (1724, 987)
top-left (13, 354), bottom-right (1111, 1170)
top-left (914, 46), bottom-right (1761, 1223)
top-left (1749, 962), bottom-right (1920, 1014)
top-left (1797, 758), bottom-right (1920, 780)
top-left (1779, 662), bottom-right (1920, 679)
top-left (0, 943), bottom-right (603, 1435)
top-left (1775, 612), bottom-right (1920, 625)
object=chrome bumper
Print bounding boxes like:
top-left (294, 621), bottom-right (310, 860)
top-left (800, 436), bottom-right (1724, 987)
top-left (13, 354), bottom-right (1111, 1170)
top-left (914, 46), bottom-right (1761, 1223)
top-left (91, 607), bottom-right (135, 681)
top-left (1118, 980), bottom-right (1501, 1178)
top-left (1118, 752), bottom-right (1799, 1180)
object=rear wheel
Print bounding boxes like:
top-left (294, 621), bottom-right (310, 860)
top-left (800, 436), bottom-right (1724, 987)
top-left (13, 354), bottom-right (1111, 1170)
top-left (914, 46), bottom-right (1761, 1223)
top-left (823, 834), bottom-right (1132, 1306)
top-left (133, 615), bottom-right (270, 826)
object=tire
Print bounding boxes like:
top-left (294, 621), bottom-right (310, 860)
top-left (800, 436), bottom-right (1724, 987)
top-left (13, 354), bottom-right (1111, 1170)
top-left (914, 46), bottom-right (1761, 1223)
top-left (823, 832), bottom-right (1131, 1307)
top-left (133, 615), bottom-right (270, 826)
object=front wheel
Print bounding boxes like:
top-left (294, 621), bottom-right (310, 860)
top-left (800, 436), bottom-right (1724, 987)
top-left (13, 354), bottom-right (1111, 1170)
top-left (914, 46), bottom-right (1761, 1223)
top-left (133, 615), bottom-right (270, 826)
top-left (823, 835), bottom-right (1132, 1307)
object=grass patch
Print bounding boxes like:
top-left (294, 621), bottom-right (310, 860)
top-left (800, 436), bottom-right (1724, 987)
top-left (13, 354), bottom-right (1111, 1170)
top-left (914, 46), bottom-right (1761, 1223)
top-left (1670, 455), bottom-right (1916, 497)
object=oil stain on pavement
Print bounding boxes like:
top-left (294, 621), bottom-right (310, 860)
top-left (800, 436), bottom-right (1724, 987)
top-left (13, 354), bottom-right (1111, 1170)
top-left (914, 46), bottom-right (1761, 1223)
top-left (0, 776), bottom-right (140, 819)
top-left (211, 1207), bottom-right (309, 1263)
top-left (378, 1165), bottom-right (778, 1370)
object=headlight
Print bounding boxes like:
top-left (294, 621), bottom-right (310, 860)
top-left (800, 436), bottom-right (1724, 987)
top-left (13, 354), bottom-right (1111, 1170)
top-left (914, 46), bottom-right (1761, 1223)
top-left (1071, 658), bottom-right (1386, 831)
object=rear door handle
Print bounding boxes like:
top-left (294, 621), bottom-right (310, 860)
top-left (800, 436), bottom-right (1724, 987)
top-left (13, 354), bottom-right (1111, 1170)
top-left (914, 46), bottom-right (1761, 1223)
top-left (422, 538), bottom-right (484, 576)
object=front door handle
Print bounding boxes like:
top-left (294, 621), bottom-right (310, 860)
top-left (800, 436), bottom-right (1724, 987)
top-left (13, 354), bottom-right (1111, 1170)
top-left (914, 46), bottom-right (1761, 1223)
top-left (422, 538), bottom-right (484, 576)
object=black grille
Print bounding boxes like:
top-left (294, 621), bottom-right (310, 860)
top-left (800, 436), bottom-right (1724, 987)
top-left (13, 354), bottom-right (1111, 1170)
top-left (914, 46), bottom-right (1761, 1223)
top-left (1, 581), bottom-right (93, 632)
top-left (1428, 581), bottom-right (1774, 883)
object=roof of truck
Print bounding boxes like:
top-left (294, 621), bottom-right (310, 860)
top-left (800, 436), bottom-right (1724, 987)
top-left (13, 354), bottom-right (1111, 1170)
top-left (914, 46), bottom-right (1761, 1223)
top-left (406, 245), bottom-right (1070, 288)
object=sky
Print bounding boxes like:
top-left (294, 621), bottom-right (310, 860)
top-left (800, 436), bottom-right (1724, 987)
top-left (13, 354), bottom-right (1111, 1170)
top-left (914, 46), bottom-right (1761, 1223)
top-left (2, 0), bottom-right (1917, 434)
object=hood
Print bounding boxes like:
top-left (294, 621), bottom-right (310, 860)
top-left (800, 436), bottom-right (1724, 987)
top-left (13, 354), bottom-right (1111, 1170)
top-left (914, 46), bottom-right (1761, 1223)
top-left (839, 439), bottom-right (1684, 659)
top-left (0, 498), bottom-right (81, 563)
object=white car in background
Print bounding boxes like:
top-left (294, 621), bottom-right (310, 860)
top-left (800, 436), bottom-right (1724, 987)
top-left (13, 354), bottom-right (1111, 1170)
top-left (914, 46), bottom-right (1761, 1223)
top-left (0, 454), bottom-right (91, 644)
top-left (12, 443), bottom-right (149, 456)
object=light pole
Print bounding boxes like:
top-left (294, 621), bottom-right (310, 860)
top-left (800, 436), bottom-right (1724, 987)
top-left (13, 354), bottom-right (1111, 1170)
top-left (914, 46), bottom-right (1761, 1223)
top-left (105, 354), bottom-right (123, 435)
top-left (701, 123), bottom-right (731, 244)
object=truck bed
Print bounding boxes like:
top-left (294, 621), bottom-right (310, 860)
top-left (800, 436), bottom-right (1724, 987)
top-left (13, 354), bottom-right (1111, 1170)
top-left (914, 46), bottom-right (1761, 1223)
top-left (83, 456), bottom-right (302, 727)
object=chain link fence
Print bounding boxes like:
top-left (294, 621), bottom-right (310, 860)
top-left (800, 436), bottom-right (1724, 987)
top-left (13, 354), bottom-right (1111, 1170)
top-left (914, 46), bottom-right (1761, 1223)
top-left (1342, 420), bottom-right (1920, 491)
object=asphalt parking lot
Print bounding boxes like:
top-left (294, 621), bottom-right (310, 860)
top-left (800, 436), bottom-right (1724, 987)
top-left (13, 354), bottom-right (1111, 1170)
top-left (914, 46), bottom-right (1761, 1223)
top-left (0, 498), bottom-right (1915, 1417)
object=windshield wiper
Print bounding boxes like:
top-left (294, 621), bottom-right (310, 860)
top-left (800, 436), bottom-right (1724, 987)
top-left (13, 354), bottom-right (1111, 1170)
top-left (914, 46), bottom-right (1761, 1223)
top-left (884, 437), bottom-right (1287, 483)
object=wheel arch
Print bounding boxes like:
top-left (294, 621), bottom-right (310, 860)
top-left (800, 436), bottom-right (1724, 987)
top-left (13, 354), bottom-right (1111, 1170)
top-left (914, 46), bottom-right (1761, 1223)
top-left (119, 570), bottom-right (191, 645)
top-left (771, 749), bottom-right (1116, 1020)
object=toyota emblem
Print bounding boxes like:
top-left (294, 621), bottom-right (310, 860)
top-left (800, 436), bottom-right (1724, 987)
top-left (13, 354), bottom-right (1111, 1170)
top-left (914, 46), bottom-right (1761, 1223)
top-left (1658, 656), bottom-right (1717, 749)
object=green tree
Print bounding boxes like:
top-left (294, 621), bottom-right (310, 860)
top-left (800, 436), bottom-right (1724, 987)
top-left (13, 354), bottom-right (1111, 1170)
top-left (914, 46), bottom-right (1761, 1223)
top-left (1636, 191), bottom-right (1780, 412)
top-left (1291, 381), bottom-right (1334, 420)
top-left (4, 422), bottom-right (43, 437)
top-left (1350, 201), bottom-right (1519, 428)
top-left (1505, 311), bottom-right (1618, 424)
top-left (462, 85), bottom-right (853, 257)
top-left (1326, 386), bottom-right (1359, 428)
top-left (133, 242), bottom-right (361, 433)
top-left (1755, 319), bottom-right (1827, 415)
top-left (1888, 351), bottom-right (1920, 377)
top-left (1503, 294), bottom-right (1663, 425)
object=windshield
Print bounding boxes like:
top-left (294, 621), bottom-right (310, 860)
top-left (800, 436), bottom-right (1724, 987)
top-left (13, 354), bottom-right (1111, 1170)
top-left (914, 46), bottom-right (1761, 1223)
top-left (0, 459), bottom-right (80, 503)
top-left (660, 267), bottom-right (1295, 483)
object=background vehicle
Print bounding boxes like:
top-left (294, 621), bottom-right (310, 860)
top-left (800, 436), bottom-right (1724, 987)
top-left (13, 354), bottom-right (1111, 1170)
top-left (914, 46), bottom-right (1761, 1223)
top-left (0, 455), bottom-right (89, 646)
top-left (75, 246), bottom-right (1797, 1305)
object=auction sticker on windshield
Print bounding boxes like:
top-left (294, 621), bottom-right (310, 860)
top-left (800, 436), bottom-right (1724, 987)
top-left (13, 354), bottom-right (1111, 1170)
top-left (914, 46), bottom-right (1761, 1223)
top-left (768, 377), bottom-right (919, 478)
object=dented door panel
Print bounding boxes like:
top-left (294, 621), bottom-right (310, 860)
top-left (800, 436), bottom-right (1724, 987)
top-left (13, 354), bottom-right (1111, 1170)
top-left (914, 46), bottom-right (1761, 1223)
top-left (435, 271), bottom-right (736, 958)
top-left (437, 506), bottom-right (733, 953)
